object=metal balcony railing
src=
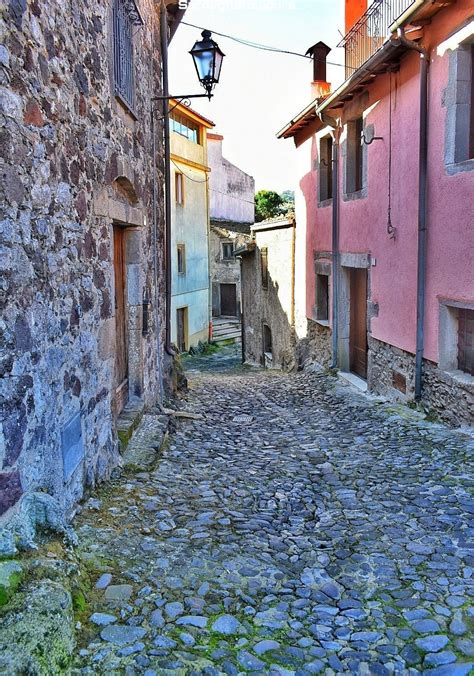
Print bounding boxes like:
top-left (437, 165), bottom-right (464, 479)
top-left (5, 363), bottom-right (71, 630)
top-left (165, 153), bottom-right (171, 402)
top-left (338, 0), bottom-right (416, 78)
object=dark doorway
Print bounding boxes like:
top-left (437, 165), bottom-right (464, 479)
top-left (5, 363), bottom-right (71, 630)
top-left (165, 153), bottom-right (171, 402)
top-left (220, 283), bottom-right (237, 317)
top-left (113, 224), bottom-right (128, 414)
top-left (349, 268), bottom-right (368, 379)
top-left (176, 307), bottom-right (187, 352)
top-left (263, 324), bottom-right (272, 355)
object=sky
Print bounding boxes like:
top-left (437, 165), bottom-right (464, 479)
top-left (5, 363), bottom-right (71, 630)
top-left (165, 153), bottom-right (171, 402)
top-left (169, 0), bottom-right (345, 193)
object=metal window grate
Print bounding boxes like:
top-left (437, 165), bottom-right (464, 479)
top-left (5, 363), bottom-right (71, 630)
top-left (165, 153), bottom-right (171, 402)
top-left (338, 0), bottom-right (416, 77)
top-left (113, 0), bottom-right (142, 111)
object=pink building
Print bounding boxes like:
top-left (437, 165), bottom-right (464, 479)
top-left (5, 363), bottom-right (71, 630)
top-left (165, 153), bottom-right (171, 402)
top-left (278, 0), bottom-right (473, 425)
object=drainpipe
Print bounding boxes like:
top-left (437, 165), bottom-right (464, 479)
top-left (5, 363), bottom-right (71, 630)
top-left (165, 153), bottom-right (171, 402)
top-left (393, 28), bottom-right (429, 399)
top-left (239, 255), bottom-right (245, 364)
top-left (160, 2), bottom-right (174, 356)
top-left (318, 111), bottom-right (341, 369)
top-left (290, 218), bottom-right (296, 331)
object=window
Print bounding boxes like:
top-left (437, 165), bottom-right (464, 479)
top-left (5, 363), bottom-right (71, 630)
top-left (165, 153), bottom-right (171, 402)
top-left (445, 40), bottom-right (474, 168)
top-left (177, 243), bottom-right (186, 274)
top-left (261, 247), bottom-right (268, 289)
top-left (439, 301), bottom-right (474, 378)
top-left (175, 172), bottom-right (184, 205)
top-left (316, 273), bottom-right (329, 321)
top-left (170, 112), bottom-right (200, 144)
top-left (113, 0), bottom-right (142, 111)
top-left (346, 117), bottom-right (364, 194)
top-left (458, 308), bottom-right (474, 375)
top-left (222, 242), bottom-right (234, 260)
top-left (319, 135), bottom-right (333, 201)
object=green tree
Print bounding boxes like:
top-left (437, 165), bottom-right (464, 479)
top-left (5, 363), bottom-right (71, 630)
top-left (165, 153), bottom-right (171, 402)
top-left (255, 190), bottom-right (283, 222)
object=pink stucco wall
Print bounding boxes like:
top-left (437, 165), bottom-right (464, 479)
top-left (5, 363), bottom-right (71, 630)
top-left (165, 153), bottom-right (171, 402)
top-left (302, 0), bottom-right (474, 363)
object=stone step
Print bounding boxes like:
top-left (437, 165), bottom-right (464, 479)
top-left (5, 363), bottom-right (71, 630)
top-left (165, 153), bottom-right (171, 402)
top-left (213, 330), bottom-right (242, 340)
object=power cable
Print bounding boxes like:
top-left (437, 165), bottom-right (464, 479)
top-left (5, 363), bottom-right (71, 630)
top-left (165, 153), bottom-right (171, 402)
top-left (171, 158), bottom-right (209, 183)
top-left (181, 21), bottom-right (356, 71)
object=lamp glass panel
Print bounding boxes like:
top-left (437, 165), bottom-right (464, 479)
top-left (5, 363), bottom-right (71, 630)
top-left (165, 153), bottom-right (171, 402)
top-left (194, 50), bottom-right (215, 81)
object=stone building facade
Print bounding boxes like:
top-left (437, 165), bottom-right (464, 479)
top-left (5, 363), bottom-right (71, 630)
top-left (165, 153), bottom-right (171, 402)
top-left (0, 0), bottom-right (184, 521)
top-left (207, 133), bottom-right (254, 322)
top-left (239, 218), bottom-right (297, 370)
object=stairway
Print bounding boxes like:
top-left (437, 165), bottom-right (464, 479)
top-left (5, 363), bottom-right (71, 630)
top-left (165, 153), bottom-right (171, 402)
top-left (212, 317), bottom-right (242, 345)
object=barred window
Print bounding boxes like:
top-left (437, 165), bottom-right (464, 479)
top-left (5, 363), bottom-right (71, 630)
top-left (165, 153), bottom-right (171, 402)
top-left (113, 0), bottom-right (142, 111)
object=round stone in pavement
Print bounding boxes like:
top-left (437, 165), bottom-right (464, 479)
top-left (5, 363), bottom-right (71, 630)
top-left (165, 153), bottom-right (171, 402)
top-left (415, 635), bottom-right (449, 652)
top-left (211, 615), bottom-right (243, 635)
top-left (100, 625), bottom-right (146, 645)
top-left (237, 650), bottom-right (265, 670)
top-left (253, 640), bottom-right (281, 655)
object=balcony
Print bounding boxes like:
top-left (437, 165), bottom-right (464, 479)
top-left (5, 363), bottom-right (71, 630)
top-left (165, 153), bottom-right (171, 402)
top-left (338, 0), bottom-right (416, 78)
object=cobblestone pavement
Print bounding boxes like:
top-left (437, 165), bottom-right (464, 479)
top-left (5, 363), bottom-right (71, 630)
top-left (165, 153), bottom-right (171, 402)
top-left (73, 346), bottom-right (474, 675)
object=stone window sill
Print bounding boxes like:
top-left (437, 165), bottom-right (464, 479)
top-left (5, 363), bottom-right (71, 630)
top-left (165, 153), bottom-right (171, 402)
top-left (318, 198), bottom-right (333, 208)
top-left (314, 318), bottom-right (330, 327)
top-left (115, 92), bottom-right (138, 121)
top-left (343, 188), bottom-right (367, 202)
top-left (446, 158), bottom-right (474, 176)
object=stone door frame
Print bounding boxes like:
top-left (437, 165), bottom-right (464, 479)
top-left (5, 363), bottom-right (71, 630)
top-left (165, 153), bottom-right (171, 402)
top-left (337, 253), bottom-right (371, 375)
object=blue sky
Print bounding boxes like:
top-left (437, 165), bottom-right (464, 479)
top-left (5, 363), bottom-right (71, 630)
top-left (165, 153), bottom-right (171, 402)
top-left (169, 0), bottom-right (345, 192)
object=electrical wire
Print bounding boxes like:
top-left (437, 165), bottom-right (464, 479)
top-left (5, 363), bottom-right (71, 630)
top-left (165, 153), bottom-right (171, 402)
top-left (181, 21), bottom-right (356, 71)
top-left (171, 158), bottom-right (210, 183)
top-left (386, 70), bottom-right (396, 240)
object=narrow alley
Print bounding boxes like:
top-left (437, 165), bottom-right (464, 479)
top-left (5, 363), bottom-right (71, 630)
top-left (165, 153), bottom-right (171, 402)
top-left (72, 347), bottom-right (473, 675)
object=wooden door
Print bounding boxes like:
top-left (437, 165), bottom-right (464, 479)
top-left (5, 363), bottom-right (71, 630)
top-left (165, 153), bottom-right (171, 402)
top-left (114, 225), bottom-right (128, 414)
top-left (349, 268), bottom-right (368, 379)
top-left (177, 307), bottom-right (187, 352)
top-left (220, 283), bottom-right (237, 317)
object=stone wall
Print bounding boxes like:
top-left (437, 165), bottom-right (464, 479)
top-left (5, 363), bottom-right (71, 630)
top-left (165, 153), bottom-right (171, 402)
top-left (0, 0), bottom-right (167, 520)
top-left (241, 223), bottom-right (297, 371)
top-left (296, 319), bottom-right (332, 370)
top-left (368, 337), bottom-right (473, 427)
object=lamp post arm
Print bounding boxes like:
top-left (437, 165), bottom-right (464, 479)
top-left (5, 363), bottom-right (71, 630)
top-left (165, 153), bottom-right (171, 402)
top-left (151, 93), bottom-right (212, 101)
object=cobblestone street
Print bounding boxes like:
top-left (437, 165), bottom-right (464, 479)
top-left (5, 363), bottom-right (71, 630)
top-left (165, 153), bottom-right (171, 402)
top-left (74, 346), bottom-right (473, 675)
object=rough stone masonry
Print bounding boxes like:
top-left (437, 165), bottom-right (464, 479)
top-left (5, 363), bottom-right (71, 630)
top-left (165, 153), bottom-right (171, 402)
top-left (0, 0), bottom-right (168, 526)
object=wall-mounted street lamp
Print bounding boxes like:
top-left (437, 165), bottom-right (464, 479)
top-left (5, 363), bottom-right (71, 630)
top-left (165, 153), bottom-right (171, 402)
top-left (153, 30), bottom-right (225, 104)
top-left (190, 30), bottom-right (225, 100)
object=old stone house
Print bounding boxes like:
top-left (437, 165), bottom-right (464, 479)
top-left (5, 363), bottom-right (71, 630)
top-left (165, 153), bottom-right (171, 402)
top-left (277, 0), bottom-right (473, 425)
top-left (207, 133), bottom-right (254, 342)
top-left (238, 217), bottom-right (297, 370)
top-left (0, 0), bottom-right (185, 522)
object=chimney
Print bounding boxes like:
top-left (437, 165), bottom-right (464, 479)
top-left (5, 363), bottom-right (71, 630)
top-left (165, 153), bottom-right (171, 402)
top-left (345, 0), bottom-right (367, 34)
top-left (305, 41), bottom-right (331, 100)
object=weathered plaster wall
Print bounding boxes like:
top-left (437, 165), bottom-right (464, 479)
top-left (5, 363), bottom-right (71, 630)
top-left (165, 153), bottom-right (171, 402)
top-left (170, 132), bottom-right (210, 349)
top-left (207, 135), bottom-right (255, 224)
top-left (0, 0), bottom-right (166, 518)
top-left (241, 225), bottom-right (296, 370)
